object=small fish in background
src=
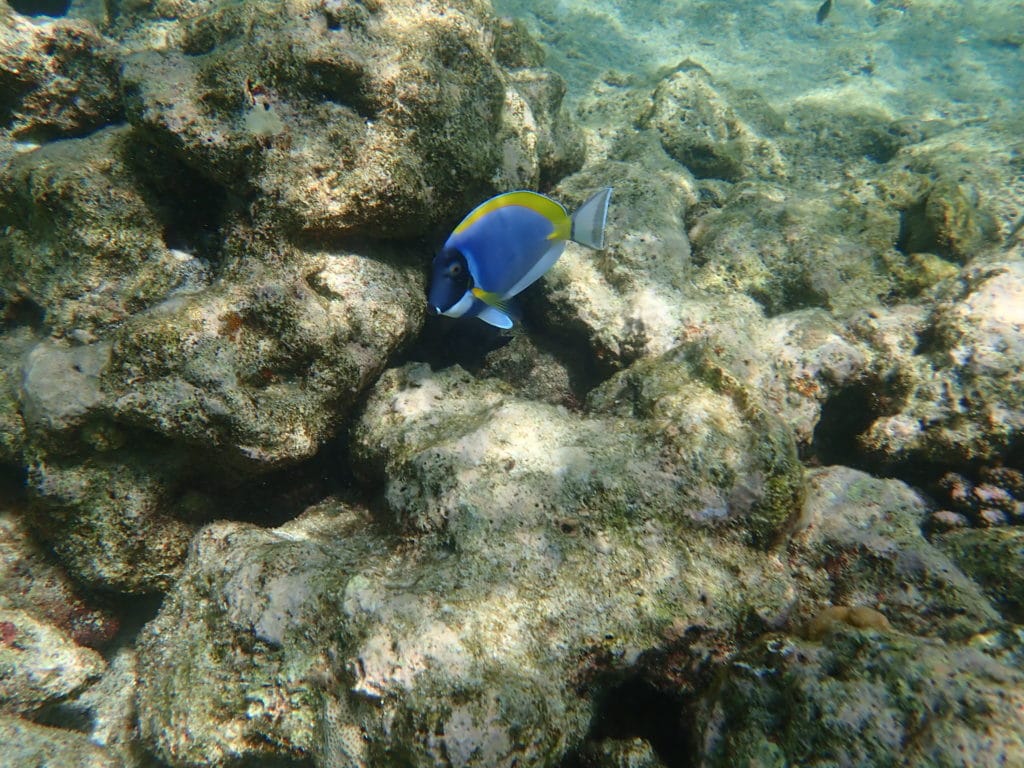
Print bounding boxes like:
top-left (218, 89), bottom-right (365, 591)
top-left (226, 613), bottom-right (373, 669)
top-left (816, 0), bottom-right (833, 23)
top-left (428, 188), bottom-right (612, 329)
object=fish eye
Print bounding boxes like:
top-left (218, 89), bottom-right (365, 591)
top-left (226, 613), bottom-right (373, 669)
top-left (448, 263), bottom-right (462, 277)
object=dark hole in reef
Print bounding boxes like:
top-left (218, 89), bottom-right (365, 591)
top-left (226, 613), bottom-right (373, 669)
top-left (564, 676), bottom-right (695, 768)
top-left (810, 383), bottom-right (879, 467)
top-left (895, 199), bottom-right (929, 256)
top-left (401, 309), bottom-right (607, 408)
top-left (222, 433), bottom-right (367, 529)
top-left (122, 133), bottom-right (229, 263)
top-left (7, 0), bottom-right (70, 16)
top-left (0, 73), bottom-right (35, 130)
top-left (158, 182), bottom-right (228, 258)
top-left (862, 134), bottom-right (900, 164)
top-left (809, 378), bottom-right (951, 489)
top-left (401, 313), bottom-right (515, 373)
top-left (31, 700), bottom-right (95, 733)
top-left (912, 320), bottom-right (943, 357)
top-left (232, 754), bottom-right (315, 768)
top-left (0, 293), bottom-right (46, 331)
top-left (0, 462), bottom-right (27, 499)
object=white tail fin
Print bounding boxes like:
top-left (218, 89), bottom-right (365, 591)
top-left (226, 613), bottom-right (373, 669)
top-left (570, 187), bottom-right (612, 249)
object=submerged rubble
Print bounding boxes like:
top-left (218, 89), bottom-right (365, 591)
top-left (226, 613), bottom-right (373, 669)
top-left (0, 0), bottom-right (1022, 765)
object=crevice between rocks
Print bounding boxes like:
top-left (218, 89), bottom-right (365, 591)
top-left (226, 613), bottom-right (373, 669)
top-left (6, 0), bottom-right (70, 18)
top-left (565, 675), bottom-right (696, 768)
top-left (122, 132), bottom-right (231, 267)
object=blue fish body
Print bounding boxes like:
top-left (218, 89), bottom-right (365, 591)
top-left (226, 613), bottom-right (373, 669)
top-left (428, 188), bottom-right (611, 328)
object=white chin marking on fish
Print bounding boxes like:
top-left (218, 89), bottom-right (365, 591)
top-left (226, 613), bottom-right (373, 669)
top-left (441, 291), bottom-right (474, 318)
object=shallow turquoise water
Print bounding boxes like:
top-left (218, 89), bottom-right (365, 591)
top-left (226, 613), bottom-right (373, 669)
top-left (495, 0), bottom-right (1024, 123)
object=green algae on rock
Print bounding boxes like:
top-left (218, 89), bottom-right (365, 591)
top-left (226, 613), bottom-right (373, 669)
top-left (790, 467), bottom-right (1001, 641)
top-left (934, 527), bottom-right (1024, 622)
top-left (638, 62), bottom-right (786, 183)
top-left (132, 502), bottom-right (793, 767)
top-left (537, 158), bottom-right (696, 366)
top-left (11, 239), bottom-right (424, 591)
top-left (688, 180), bottom-right (915, 317)
top-left (0, 714), bottom-right (115, 768)
top-left (0, 0), bottom-right (587, 596)
top-left (0, 330), bottom-right (33, 465)
top-left (103, 243), bottom-right (425, 468)
top-left (860, 260), bottom-right (1024, 469)
top-left (119, 0), bottom-right (583, 238)
top-left (898, 177), bottom-right (1001, 264)
top-left (586, 352), bottom-right (804, 549)
top-left (695, 629), bottom-right (1024, 768)
top-left (132, 361), bottom-right (806, 766)
top-left (0, 608), bottom-right (105, 716)
top-left (0, 5), bottom-right (122, 154)
top-left (26, 448), bottom-right (206, 593)
top-left (580, 737), bottom-right (668, 768)
top-left (0, 127), bottom-right (210, 339)
top-left (355, 362), bottom-right (802, 548)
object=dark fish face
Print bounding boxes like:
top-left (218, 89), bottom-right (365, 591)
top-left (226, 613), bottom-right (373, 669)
top-left (428, 247), bottom-right (471, 315)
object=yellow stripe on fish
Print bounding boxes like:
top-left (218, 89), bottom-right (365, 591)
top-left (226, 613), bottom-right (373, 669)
top-left (453, 191), bottom-right (572, 241)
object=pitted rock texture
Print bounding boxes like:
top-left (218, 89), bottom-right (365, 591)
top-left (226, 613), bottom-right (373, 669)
top-left (134, 363), bottom-right (805, 767)
top-left (694, 630), bottom-right (1024, 768)
top-left (118, 0), bottom-right (583, 237)
top-left (0, 6), bottom-right (121, 151)
top-left (0, 0), bottom-right (584, 593)
top-left (788, 467), bottom-right (1000, 641)
top-left (861, 260), bottom-right (1024, 467)
top-left (0, 608), bottom-right (105, 716)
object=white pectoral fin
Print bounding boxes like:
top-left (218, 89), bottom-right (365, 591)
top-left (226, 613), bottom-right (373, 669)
top-left (477, 305), bottom-right (514, 328)
top-left (570, 187), bottom-right (612, 250)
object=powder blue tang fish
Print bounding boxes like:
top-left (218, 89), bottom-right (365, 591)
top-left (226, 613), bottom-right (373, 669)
top-left (428, 187), bottom-right (612, 328)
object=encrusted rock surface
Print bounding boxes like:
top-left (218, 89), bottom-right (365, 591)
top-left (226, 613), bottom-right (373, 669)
top-left (539, 157), bottom-right (696, 365)
top-left (356, 363), bottom-right (802, 546)
top-left (688, 181), bottom-right (912, 316)
top-left (0, 127), bottom-right (204, 339)
top-left (133, 362), bottom-right (804, 766)
top-left (0, 608), bottom-right (105, 716)
top-left (934, 527), bottom-right (1024, 621)
top-left (860, 260), bottom-right (1024, 467)
top-left (101, 243), bottom-right (425, 468)
top-left (638, 63), bottom-right (786, 183)
top-left (694, 629), bottom-right (1024, 768)
top-left (118, 0), bottom-right (583, 237)
top-left (0, 502), bottom-right (118, 646)
top-left (789, 467), bottom-right (1000, 641)
top-left (580, 737), bottom-right (668, 768)
top-left (0, 0), bottom-right (1023, 764)
top-left (26, 448), bottom-right (206, 592)
top-left (0, 714), bottom-right (115, 768)
top-left (0, 5), bottom-right (121, 154)
top-left (0, 0), bottom-right (582, 593)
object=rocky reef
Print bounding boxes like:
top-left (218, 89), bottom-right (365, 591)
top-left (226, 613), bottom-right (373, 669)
top-left (1, 0), bottom-right (1023, 766)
